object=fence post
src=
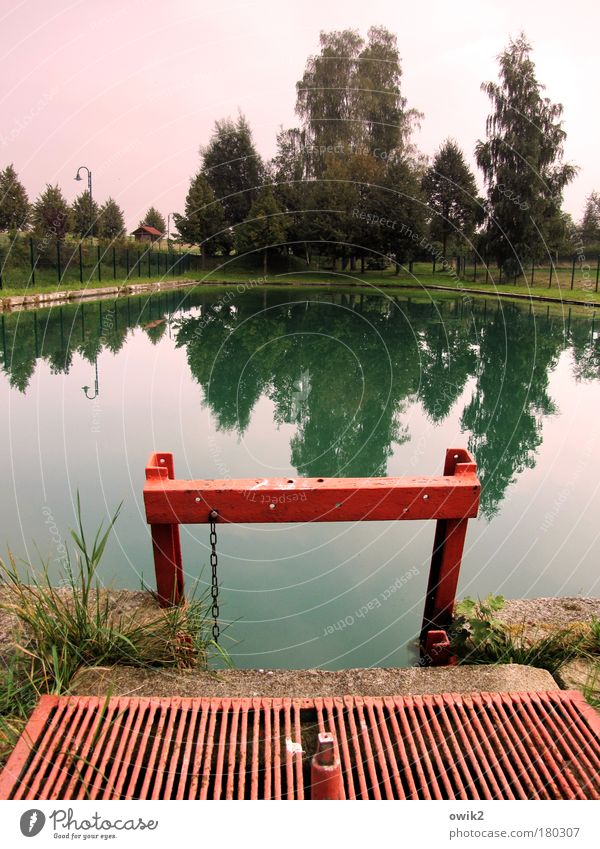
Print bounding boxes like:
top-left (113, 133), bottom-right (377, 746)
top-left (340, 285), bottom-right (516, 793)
top-left (126, 248), bottom-right (130, 279)
top-left (473, 260), bottom-right (477, 282)
top-left (408, 259), bottom-right (413, 274)
top-left (571, 255), bottom-right (576, 290)
top-left (531, 261), bottom-right (535, 287)
top-left (29, 237), bottom-right (35, 285)
top-left (138, 249), bottom-right (142, 277)
top-left (56, 240), bottom-right (62, 283)
top-left (498, 264), bottom-right (502, 284)
top-left (79, 243), bottom-right (83, 284)
top-left (549, 261), bottom-right (553, 289)
top-left (97, 245), bottom-right (101, 282)
top-left (113, 246), bottom-right (116, 279)
top-left (596, 256), bottom-right (600, 293)
top-left (432, 258), bottom-right (436, 274)
top-left (485, 257), bottom-right (489, 284)
top-left (148, 247), bottom-right (151, 277)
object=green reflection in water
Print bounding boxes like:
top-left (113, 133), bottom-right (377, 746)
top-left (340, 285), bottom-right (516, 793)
top-left (1, 288), bottom-right (599, 668)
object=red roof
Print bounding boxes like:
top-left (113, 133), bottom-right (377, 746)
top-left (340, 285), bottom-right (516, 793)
top-left (132, 225), bottom-right (163, 236)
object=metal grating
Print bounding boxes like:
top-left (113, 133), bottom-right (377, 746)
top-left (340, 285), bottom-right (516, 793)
top-left (1, 690), bottom-right (599, 800)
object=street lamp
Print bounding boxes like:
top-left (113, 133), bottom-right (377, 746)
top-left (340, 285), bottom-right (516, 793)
top-left (167, 212), bottom-right (176, 244)
top-left (74, 165), bottom-right (93, 238)
top-left (82, 358), bottom-right (99, 400)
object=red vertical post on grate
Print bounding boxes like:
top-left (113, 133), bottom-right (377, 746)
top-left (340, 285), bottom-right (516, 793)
top-left (145, 452), bottom-right (184, 606)
top-left (420, 448), bottom-right (478, 660)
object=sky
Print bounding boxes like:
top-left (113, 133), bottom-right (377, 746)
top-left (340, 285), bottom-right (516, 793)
top-left (0, 0), bottom-right (597, 230)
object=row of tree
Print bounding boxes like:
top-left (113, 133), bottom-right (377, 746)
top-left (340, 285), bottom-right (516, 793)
top-left (174, 29), bottom-right (588, 274)
top-left (0, 165), bottom-right (168, 242)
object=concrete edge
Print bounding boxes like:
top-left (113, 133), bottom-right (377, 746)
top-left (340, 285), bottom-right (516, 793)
top-left (69, 663), bottom-right (557, 699)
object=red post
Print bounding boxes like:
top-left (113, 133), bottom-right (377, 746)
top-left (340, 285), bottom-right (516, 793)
top-left (310, 733), bottom-right (343, 800)
top-left (420, 449), bottom-right (479, 658)
top-left (145, 452), bottom-right (184, 606)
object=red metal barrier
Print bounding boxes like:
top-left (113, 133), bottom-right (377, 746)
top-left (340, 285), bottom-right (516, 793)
top-left (143, 447), bottom-right (480, 660)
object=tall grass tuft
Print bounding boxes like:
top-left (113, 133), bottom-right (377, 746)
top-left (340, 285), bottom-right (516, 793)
top-left (0, 498), bottom-right (225, 764)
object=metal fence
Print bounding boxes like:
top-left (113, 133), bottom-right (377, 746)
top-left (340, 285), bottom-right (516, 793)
top-left (0, 237), bottom-right (204, 290)
top-left (2, 237), bottom-right (600, 293)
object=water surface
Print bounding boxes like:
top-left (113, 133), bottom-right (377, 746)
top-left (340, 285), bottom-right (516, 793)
top-left (1, 286), bottom-right (599, 668)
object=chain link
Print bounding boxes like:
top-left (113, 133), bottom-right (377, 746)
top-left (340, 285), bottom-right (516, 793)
top-left (209, 510), bottom-right (220, 642)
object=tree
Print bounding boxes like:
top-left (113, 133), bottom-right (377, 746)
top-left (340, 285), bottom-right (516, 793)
top-left (422, 139), bottom-right (480, 256)
top-left (98, 197), bottom-right (126, 239)
top-left (0, 164), bottom-right (29, 230)
top-left (272, 127), bottom-right (315, 262)
top-left (71, 190), bottom-right (100, 237)
top-left (353, 26), bottom-right (421, 154)
top-left (290, 26), bottom-right (423, 271)
top-left (173, 172), bottom-right (225, 263)
top-left (296, 28), bottom-right (364, 159)
top-left (202, 114), bottom-right (264, 227)
top-left (296, 27), bottom-right (420, 177)
top-left (380, 155), bottom-right (427, 270)
top-left (140, 206), bottom-right (165, 234)
top-left (31, 184), bottom-right (71, 241)
top-left (476, 34), bottom-right (576, 273)
top-left (580, 192), bottom-right (600, 246)
top-left (235, 188), bottom-right (288, 274)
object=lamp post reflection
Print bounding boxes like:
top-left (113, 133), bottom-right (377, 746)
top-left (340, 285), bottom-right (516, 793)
top-left (82, 358), bottom-right (99, 399)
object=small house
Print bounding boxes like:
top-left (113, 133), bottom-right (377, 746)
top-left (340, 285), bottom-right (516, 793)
top-left (131, 225), bottom-right (163, 243)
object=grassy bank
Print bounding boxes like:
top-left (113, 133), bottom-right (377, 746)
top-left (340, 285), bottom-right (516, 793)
top-left (3, 262), bottom-right (600, 308)
top-left (0, 502), bottom-right (222, 767)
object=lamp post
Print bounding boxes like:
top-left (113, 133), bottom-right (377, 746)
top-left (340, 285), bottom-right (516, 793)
top-left (167, 212), bottom-right (176, 244)
top-left (82, 358), bottom-right (99, 400)
top-left (74, 166), bottom-right (93, 238)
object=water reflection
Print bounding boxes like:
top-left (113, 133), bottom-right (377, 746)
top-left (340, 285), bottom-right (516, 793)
top-left (2, 288), bottom-right (599, 518)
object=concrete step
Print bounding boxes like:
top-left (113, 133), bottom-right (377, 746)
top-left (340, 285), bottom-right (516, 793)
top-left (69, 662), bottom-right (556, 699)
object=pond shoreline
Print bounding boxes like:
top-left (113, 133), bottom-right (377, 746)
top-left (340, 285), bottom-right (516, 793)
top-left (1, 275), bottom-right (598, 313)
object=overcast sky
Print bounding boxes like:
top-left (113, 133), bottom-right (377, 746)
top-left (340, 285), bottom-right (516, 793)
top-left (0, 0), bottom-right (596, 229)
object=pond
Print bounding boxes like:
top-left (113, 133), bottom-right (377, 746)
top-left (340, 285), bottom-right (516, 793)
top-left (1, 286), bottom-right (600, 669)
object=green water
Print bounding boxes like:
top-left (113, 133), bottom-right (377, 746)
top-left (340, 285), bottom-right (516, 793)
top-left (1, 287), bottom-right (599, 668)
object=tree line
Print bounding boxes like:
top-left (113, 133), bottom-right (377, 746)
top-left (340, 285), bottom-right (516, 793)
top-left (1, 28), bottom-right (597, 275)
top-left (174, 29), bottom-right (592, 275)
top-left (0, 165), bottom-right (167, 243)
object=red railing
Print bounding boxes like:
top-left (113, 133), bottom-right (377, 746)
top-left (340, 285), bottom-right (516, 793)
top-left (143, 448), bottom-right (480, 663)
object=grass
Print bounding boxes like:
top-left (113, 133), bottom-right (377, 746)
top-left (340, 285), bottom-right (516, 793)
top-left (0, 496), bottom-right (225, 767)
top-left (582, 662), bottom-right (600, 710)
top-left (2, 259), bottom-right (600, 306)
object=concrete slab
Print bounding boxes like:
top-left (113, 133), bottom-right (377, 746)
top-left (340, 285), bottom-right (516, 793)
top-left (500, 597), bottom-right (600, 632)
top-left (69, 663), bottom-right (557, 699)
top-left (555, 658), bottom-right (600, 702)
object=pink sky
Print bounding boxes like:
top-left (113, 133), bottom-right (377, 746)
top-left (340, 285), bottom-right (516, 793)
top-left (0, 0), bottom-right (596, 230)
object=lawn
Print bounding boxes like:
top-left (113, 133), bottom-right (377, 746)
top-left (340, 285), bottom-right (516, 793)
top-left (2, 258), bottom-right (600, 307)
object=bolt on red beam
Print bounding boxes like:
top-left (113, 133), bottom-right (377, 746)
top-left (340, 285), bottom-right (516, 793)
top-left (311, 732), bottom-right (343, 800)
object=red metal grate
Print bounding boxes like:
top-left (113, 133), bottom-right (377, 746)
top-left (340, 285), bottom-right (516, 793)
top-left (1, 690), bottom-right (599, 800)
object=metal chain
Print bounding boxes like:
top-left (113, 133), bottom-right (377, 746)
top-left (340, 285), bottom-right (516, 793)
top-left (209, 510), bottom-right (220, 642)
